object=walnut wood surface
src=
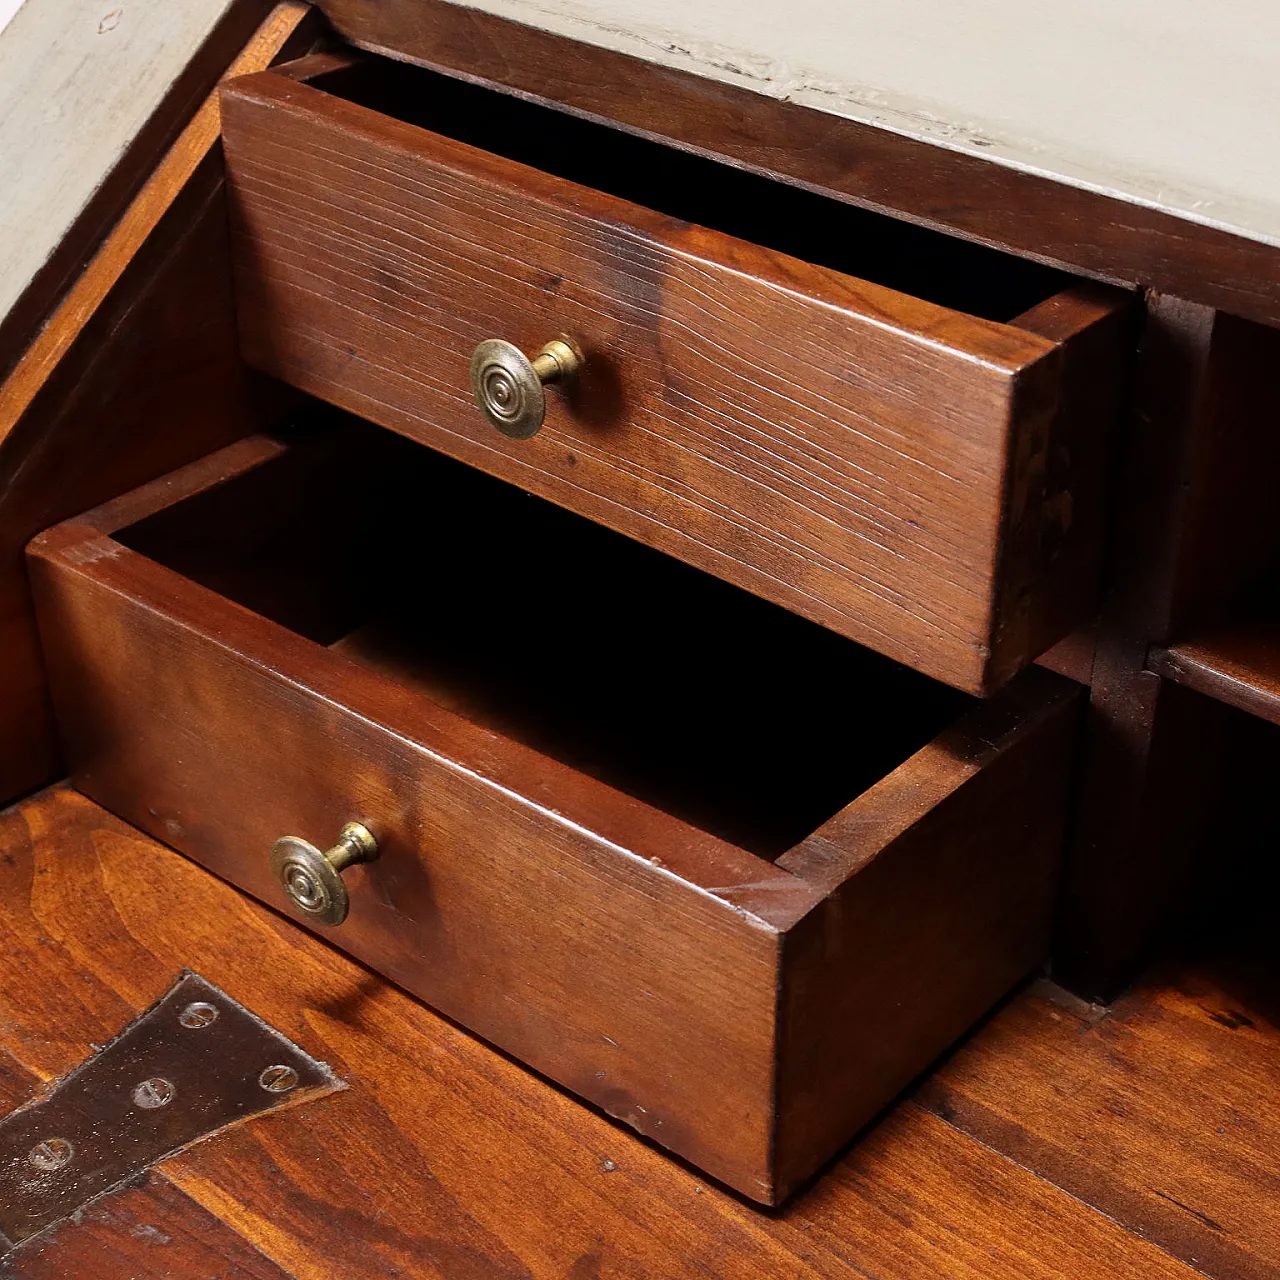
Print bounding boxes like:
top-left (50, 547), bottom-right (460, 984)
top-left (0, 2), bottom-right (313, 809)
top-left (1151, 630), bottom-right (1280, 725)
top-left (0, 785), bottom-right (1220, 1278)
top-left (0, 1179), bottom-right (294, 1280)
top-left (29, 431), bottom-right (1075, 1202)
top-left (314, 0), bottom-right (1280, 331)
top-left (220, 62), bottom-right (1129, 694)
top-left (923, 955), bottom-right (1280, 1280)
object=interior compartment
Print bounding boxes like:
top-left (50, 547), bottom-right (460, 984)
top-left (119, 414), bottom-right (972, 858)
top-left (297, 56), bottom-right (1073, 324)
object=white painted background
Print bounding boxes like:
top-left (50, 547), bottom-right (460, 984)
top-left (0, 0), bottom-right (241, 334)
top-left (2, 0), bottom-right (1276, 344)
top-left (458, 0), bottom-right (1280, 248)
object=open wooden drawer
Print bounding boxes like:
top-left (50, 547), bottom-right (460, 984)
top-left (219, 53), bottom-right (1132, 696)
top-left (28, 417), bottom-right (1080, 1204)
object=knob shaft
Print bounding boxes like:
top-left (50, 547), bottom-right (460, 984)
top-left (269, 822), bottom-right (378, 927)
top-left (469, 337), bottom-right (583, 438)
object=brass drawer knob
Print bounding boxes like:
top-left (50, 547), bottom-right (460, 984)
top-left (469, 336), bottom-right (583, 439)
top-left (269, 822), bottom-right (378, 927)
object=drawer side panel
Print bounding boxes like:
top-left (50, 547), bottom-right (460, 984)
top-left (773, 669), bottom-right (1080, 1198)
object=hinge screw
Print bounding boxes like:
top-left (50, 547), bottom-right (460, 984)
top-left (132, 1077), bottom-right (176, 1109)
top-left (27, 1138), bottom-right (74, 1171)
top-left (179, 1002), bottom-right (219, 1029)
top-left (259, 1064), bottom-right (299, 1093)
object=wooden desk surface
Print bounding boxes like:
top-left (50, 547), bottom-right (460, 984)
top-left (0, 784), bottom-right (1274, 1278)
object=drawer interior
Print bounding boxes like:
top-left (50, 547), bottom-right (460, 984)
top-left (294, 57), bottom-right (1072, 324)
top-left (118, 417), bottom-right (971, 859)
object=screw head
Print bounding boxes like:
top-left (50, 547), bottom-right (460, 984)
top-left (179, 1001), bottom-right (219, 1029)
top-left (258, 1064), bottom-right (299, 1094)
top-left (132, 1077), bottom-right (176, 1110)
top-left (27, 1138), bottom-right (73, 1172)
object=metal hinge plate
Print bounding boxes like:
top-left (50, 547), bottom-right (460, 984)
top-left (0, 969), bottom-right (343, 1247)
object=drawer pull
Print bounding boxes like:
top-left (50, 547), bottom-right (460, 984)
top-left (269, 822), bottom-right (378, 926)
top-left (469, 336), bottom-right (583, 439)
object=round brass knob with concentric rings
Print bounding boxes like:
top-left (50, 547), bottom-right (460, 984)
top-left (469, 336), bottom-right (583, 439)
top-left (269, 822), bottom-right (378, 927)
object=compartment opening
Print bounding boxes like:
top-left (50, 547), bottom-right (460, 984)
top-left (298, 56), bottom-right (1072, 325)
top-left (118, 415), bottom-right (972, 859)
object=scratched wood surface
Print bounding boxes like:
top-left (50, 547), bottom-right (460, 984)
top-left (0, 785), bottom-right (1238, 1278)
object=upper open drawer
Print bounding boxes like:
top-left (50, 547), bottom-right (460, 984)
top-left (220, 53), bottom-right (1132, 694)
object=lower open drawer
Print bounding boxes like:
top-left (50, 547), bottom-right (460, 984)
top-left (28, 417), bottom-right (1080, 1203)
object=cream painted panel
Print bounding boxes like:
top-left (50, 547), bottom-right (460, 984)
top-left (450, 0), bottom-right (1280, 248)
top-left (0, 0), bottom-right (242, 328)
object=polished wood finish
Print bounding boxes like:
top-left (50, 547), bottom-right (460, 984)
top-left (0, 1002), bottom-right (293, 1278)
top-left (28, 429), bottom-right (1079, 1203)
top-left (772, 673), bottom-right (1080, 1194)
top-left (220, 57), bottom-right (1130, 694)
top-left (0, 1), bottom-right (313, 809)
top-left (923, 943), bottom-right (1280, 1279)
top-left (0, 1179), bottom-right (295, 1280)
top-left (315, 0), bottom-right (1280, 330)
top-left (0, 785), bottom-right (1233, 1278)
top-left (1151, 630), bottom-right (1280, 725)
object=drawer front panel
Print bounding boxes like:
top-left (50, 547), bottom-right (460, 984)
top-left (221, 67), bottom-right (1128, 694)
top-left (29, 524), bottom-right (802, 1204)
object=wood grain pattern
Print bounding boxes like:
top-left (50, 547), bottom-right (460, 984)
top-left (0, 785), bottom-right (1212, 1279)
top-left (221, 62), bottom-right (1129, 694)
top-left (0, 1179), bottom-right (296, 1280)
top-left (774, 672), bottom-right (1078, 1193)
top-left (29, 430), bottom-right (1075, 1202)
top-left (922, 961), bottom-right (1280, 1280)
top-left (1151, 630), bottom-right (1280, 725)
top-left (0, 1), bottom-right (312, 808)
top-left (315, 0), bottom-right (1280, 330)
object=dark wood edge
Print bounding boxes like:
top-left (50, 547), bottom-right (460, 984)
top-left (778, 665), bottom-right (1083, 895)
top-left (222, 62), bottom-right (1058, 369)
top-left (1148, 639), bottom-right (1280, 727)
top-left (312, 0), bottom-right (1280, 329)
top-left (27, 437), bottom-right (821, 929)
top-left (984, 285), bottom-right (1138, 691)
top-left (1010, 282), bottom-right (1136, 344)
